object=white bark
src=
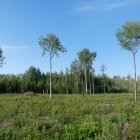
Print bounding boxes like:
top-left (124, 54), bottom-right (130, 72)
top-left (50, 54), bottom-right (52, 99)
top-left (89, 71), bottom-right (91, 94)
top-left (77, 80), bottom-right (79, 94)
top-left (133, 54), bottom-right (137, 101)
top-left (93, 76), bottom-right (95, 94)
top-left (85, 65), bottom-right (87, 93)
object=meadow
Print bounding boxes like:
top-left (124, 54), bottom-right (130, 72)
top-left (0, 93), bottom-right (140, 140)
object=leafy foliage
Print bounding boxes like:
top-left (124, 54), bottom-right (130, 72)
top-left (39, 33), bottom-right (66, 58)
top-left (116, 21), bottom-right (140, 54)
top-left (0, 47), bottom-right (5, 67)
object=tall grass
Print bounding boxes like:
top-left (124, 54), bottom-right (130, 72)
top-left (0, 93), bottom-right (140, 140)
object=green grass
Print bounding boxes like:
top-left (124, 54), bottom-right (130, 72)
top-left (0, 93), bottom-right (140, 140)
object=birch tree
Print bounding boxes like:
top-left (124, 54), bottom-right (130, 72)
top-left (65, 67), bottom-right (69, 94)
top-left (70, 59), bottom-right (80, 93)
top-left (78, 49), bottom-right (96, 93)
top-left (116, 21), bottom-right (140, 101)
top-left (0, 47), bottom-right (5, 67)
top-left (91, 68), bottom-right (95, 94)
top-left (39, 34), bottom-right (66, 99)
top-left (100, 64), bottom-right (106, 94)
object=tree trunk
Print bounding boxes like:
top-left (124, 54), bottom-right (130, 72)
top-left (133, 54), bottom-right (137, 101)
top-left (104, 80), bottom-right (105, 94)
top-left (89, 71), bottom-right (91, 94)
top-left (92, 76), bottom-right (95, 94)
top-left (66, 76), bottom-right (68, 94)
top-left (90, 81), bottom-right (92, 94)
top-left (50, 55), bottom-right (52, 99)
top-left (77, 80), bottom-right (79, 94)
top-left (108, 86), bottom-right (110, 93)
top-left (66, 75), bottom-right (69, 94)
top-left (67, 87), bottom-right (68, 94)
top-left (84, 65), bottom-right (87, 93)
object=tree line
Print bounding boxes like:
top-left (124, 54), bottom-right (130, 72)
top-left (0, 65), bottom-right (139, 94)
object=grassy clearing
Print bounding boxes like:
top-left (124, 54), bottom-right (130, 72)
top-left (0, 93), bottom-right (140, 140)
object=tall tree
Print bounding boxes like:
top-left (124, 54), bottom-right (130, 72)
top-left (78, 49), bottom-right (96, 93)
top-left (70, 59), bottom-right (80, 93)
top-left (100, 64), bottom-right (107, 94)
top-left (25, 66), bottom-right (41, 83)
top-left (65, 67), bottom-right (69, 94)
top-left (91, 68), bottom-right (95, 94)
top-left (0, 47), bottom-right (5, 67)
top-left (116, 21), bottom-right (140, 101)
top-left (39, 33), bottom-right (66, 98)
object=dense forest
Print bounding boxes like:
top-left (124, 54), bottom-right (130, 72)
top-left (0, 65), bottom-right (138, 94)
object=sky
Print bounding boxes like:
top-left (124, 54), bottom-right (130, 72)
top-left (0, 0), bottom-right (140, 77)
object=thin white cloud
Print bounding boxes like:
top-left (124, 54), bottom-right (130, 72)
top-left (1, 45), bottom-right (34, 55)
top-left (1, 45), bottom-right (29, 50)
top-left (76, 0), bottom-right (134, 12)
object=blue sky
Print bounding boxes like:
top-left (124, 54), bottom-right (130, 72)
top-left (0, 0), bottom-right (140, 77)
